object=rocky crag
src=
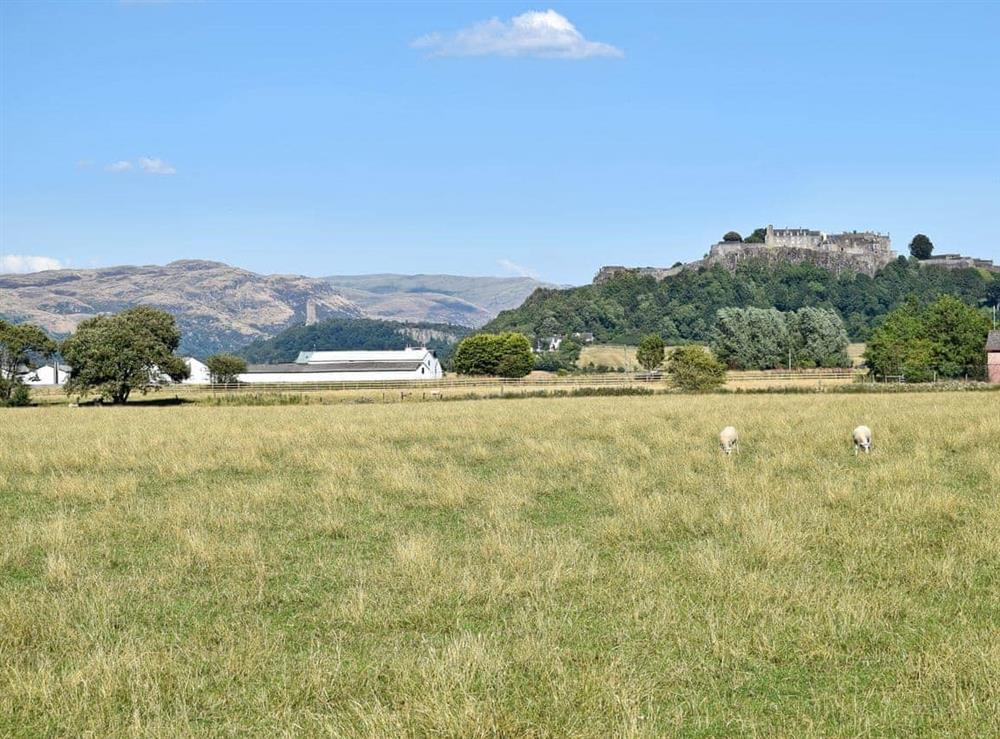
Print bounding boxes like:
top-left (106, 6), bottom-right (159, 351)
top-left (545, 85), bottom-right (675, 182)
top-left (596, 225), bottom-right (897, 283)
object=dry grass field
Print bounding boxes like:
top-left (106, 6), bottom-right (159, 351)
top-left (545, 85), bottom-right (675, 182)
top-left (578, 344), bottom-right (638, 370)
top-left (2, 393), bottom-right (999, 736)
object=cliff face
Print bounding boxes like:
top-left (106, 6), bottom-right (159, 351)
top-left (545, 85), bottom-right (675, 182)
top-left (704, 243), bottom-right (895, 276)
top-left (595, 244), bottom-right (895, 283)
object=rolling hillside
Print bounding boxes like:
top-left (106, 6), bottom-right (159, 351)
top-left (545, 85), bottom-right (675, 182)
top-left (0, 260), bottom-right (363, 356)
top-left (1, 262), bottom-right (548, 356)
top-left (325, 273), bottom-right (550, 327)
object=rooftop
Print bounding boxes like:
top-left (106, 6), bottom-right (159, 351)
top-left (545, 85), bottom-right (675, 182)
top-left (296, 348), bottom-right (432, 364)
top-left (987, 331), bottom-right (1000, 352)
top-left (246, 360), bottom-right (425, 374)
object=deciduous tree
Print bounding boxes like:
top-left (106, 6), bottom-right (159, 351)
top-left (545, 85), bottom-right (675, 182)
top-left (666, 345), bottom-right (727, 392)
top-left (787, 307), bottom-right (851, 368)
top-left (864, 296), bottom-right (990, 381)
top-left (206, 353), bottom-right (247, 384)
top-left (61, 306), bottom-right (189, 403)
top-left (711, 307), bottom-right (789, 369)
top-left (908, 234), bottom-right (934, 260)
top-left (636, 334), bottom-right (665, 371)
top-left (452, 332), bottom-right (534, 378)
top-left (0, 319), bottom-right (56, 405)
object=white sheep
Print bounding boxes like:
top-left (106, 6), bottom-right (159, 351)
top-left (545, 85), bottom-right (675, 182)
top-left (720, 426), bottom-right (739, 455)
top-left (853, 425), bottom-right (872, 455)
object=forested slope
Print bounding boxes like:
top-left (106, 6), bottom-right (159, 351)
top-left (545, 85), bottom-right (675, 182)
top-left (485, 258), bottom-right (997, 343)
top-left (236, 318), bottom-right (470, 364)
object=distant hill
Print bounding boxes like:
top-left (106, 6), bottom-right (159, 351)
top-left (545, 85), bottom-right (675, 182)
top-left (0, 262), bottom-right (549, 357)
top-left (485, 257), bottom-right (998, 344)
top-left (0, 260), bottom-right (363, 357)
top-left (324, 273), bottom-right (550, 327)
top-left (237, 318), bottom-right (470, 365)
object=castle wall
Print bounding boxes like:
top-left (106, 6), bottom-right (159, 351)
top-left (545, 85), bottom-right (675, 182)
top-left (593, 226), bottom-right (900, 284)
top-left (705, 243), bottom-right (893, 276)
top-left (922, 256), bottom-right (999, 272)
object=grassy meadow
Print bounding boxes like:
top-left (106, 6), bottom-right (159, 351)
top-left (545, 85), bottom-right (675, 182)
top-left (2, 392), bottom-right (999, 736)
top-left (578, 344), bottom-right (639, 370)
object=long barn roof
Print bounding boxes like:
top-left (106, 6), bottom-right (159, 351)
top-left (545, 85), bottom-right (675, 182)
top-left (246, 361), bottom-right (424, 374)
top-left (296, 349), bottom-right (432, 363)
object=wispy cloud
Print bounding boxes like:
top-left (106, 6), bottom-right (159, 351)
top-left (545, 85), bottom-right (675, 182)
top-left (102, 157), bottom-right (177, 175)
top-left (138, 157), bottom-right (177, 175)
top-left (413, 9), bottom-right (623, 60)
top-left (497, 259), bottom-right (540, 280)
top-left (0, 255), bottom-right (64, 274)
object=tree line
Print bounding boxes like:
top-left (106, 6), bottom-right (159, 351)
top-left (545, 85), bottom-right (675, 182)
top-left (237, 318), bottom-right (468, 365)
top-left (1, 286), bottom-right (994, 405)
top-left (485, 257), bottom-right (997, 344)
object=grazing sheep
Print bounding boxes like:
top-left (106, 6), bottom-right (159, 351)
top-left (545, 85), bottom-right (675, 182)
top-left (720, 426), bottom-right (739, 455)
top-left (853, 425), bottom-right (872, 455)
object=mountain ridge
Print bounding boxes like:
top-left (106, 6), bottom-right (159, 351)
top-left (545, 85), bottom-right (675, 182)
top-left (324, 273), bottom-right (552, 327)
top-left (1, 260), bottom-right (548, 356)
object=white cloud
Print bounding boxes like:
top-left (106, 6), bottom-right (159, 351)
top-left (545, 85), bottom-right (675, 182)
top-left (0, 255), bottom-right (64, 274)
top-left (138, 157), bottom-right (177, 175)
top-left (413, 9), bottom-right (623, 59)
top-left (497, 259), bottom-right (540, 280)
top-left (105, 160), bottom-right (133, 172)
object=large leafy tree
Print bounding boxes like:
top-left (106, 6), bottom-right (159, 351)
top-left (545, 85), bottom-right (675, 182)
top-left (635, 334), bottom-right (666, 371)
top-left (908, 234), bottom-right (934, 260)
top-left (787, 307), bottom-right (851, 368)
top-left (61, 306), bottom-right (189, 403)
top-left (452, 332), bottom-right (534, 378)
top-left (864, 296), bottom-right (990, 381)
top-left (666, 345), bottom-right (727, 392)
top-left (711, 307), bottom-right (790, 369)
top-left (205, 353), bottom-right (247, 384)
top-left (0, 319), bottom-right (57, 404)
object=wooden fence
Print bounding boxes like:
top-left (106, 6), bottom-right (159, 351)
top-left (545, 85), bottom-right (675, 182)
top-left (185, 368), bottom-right (865, 395)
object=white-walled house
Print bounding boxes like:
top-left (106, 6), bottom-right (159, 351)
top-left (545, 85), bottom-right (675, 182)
top-left (21, 364), bottom-right (71, 386)
top-left (182, 357), bottom-right (212, 384)
top-left (239, 348), bottom-right (443, 384)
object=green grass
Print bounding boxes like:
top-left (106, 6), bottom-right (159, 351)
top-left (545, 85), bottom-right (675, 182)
top-left (2, 393), bottom-right (999, 736)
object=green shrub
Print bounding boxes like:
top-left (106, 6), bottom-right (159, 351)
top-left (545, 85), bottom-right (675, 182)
top-left (666, 345), bottom-right (727, 392)
top-left (453, 332), bottom-right (534, 378)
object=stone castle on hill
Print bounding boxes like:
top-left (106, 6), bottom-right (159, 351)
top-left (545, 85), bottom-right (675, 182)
top-left (595, 226), bottom-right (1000, 284)
top-left (595, 225), bottom-right (897, 283)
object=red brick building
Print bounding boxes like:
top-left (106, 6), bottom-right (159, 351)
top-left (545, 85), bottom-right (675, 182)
top-left (988, 331), bottom-right (1000, 384)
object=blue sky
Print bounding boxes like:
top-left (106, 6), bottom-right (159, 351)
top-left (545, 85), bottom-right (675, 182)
top-left (2, 1), bottom-right (998, 284)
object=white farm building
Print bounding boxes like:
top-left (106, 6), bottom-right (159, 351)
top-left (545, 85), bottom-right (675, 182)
top-left (239, 348), bottom-right (443, 384)
top-left (21, 364), bottom-right (71, 386)
top-left (182, 357), bottom-right (212, 385)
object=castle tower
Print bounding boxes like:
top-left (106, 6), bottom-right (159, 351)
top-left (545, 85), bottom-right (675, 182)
top-left (305, 298), bottom-right (317, 326)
